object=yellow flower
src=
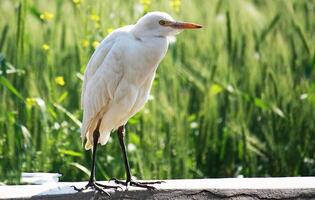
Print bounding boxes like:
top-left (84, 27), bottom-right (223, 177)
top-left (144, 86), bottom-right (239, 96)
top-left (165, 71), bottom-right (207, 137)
top-left (140, 0), bottom-right (151, 6)
top-left (26, 97), bottom-right (37, 108)
top-left (140, 0), bottom-right (151, 11)
top-left (55, 76), bottom-right (65, 86)
top-left (170, 0), bottom-right (181, 13)
top-left (209, 84), bottom-right (223, 95)
top-left (40, 11), bottom-right (54, 21)
top-left (107, 28), bottom-right (114, 34)
top-left (92, 41), bottom-right (100, 49)
top-left (72, 0), bottom-right (80, 5)
top-left (42, 44), bottom-right (50, 51)
top-left (90, 14), bottom-right (100, 22)
top-left (81, 39), bottom-right (89, 48)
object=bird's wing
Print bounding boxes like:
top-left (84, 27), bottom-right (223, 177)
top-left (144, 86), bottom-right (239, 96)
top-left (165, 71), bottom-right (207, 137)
top-left (80, 25), bottom-right (134, 146)
top-left (80, 25), bottom-right (134, 107)
top-left (80, 35), bottom-right (115, 108)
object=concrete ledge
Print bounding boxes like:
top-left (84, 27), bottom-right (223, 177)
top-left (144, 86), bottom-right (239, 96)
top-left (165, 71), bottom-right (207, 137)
top-left (1, 177), bottom-right (315, 199)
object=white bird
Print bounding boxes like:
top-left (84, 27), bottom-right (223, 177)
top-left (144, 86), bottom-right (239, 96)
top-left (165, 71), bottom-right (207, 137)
top-left (76, 11), bottom-right (202, 194)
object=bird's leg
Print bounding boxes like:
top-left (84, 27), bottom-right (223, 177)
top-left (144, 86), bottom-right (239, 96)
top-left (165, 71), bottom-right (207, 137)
top-left (89, 130), bottom-right (99, 183)
top-left (72, 129), bottom-right (120, 195)
top-left (118, 125), bottom-right (131, 182)
top-left (113, 125), bottom-right (164, 190)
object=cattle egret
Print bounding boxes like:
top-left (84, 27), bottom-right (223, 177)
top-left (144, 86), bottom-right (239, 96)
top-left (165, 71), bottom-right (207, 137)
top-left (74, 11), bottom-right (202, 194)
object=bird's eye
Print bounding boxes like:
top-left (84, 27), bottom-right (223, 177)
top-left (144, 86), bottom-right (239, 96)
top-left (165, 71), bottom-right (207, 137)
top-left (159, 20), bottom-right (166, 26)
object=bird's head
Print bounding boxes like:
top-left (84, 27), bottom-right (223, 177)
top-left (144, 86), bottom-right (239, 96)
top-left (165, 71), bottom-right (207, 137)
top-left (132, 11), bottom-right (202, 38)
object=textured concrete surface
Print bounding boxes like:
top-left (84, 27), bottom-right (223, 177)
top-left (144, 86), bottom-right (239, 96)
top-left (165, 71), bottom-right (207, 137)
top-left (30, 189), bottom-right (315, 200)
top-left (1, 177), bottom-right (315, 199)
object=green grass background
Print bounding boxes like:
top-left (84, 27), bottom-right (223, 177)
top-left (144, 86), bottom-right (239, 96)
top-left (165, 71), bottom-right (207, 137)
top-left (0, 0), bottom-right (314, 184)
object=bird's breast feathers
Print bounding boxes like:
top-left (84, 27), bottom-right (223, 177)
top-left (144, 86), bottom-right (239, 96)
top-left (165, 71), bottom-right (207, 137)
top-left (117, 34), bottom-right (168, 83)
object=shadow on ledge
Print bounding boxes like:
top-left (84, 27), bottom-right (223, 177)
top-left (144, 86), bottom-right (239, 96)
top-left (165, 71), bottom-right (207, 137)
top-left (30, 189), bottom-right (315, 200)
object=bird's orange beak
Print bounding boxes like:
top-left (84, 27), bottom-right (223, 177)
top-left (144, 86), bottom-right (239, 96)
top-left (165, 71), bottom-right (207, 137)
top-left (171, 21), bottom-right (202, 29)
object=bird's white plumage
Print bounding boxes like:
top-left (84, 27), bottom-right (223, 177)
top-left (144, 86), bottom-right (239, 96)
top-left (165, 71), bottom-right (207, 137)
top-left (81, 11), bottom-right (194, 149)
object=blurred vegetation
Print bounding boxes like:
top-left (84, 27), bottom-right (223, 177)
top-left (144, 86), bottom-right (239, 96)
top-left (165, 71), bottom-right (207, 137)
top-left (0, 0), bottom-right (315, 184)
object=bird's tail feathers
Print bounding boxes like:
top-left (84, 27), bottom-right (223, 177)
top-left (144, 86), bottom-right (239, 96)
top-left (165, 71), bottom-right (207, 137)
top-left (82, 117), bottom-right (98, 150)
top-left (83, 121), bottom-right (111, 150)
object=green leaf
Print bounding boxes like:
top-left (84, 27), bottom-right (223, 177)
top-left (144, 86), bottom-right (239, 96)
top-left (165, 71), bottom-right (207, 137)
top-left (57, 92), bottom-right (68, 103)
top-left (0, 76), bottom-right (24, 100)
top-left (254, 98), bottom-right (268, 110)
top-left (53, 103), bottom-right (82, 127)
top-left (188, 114), bottom-right (197, 122)
top-left (59, 149), bottom-right (83, 157)
top-left (70, 162), bottom-right (90, 176)
top-left (129, 132), bottom-right (140, 146)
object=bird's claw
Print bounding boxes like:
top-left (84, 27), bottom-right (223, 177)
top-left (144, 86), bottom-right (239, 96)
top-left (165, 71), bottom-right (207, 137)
top-left (71, 181), bottom-right (121, 196)
top-left (95, 182), bottom-right (123, 191)
top-left (110, 178), bottom-right (164, 190)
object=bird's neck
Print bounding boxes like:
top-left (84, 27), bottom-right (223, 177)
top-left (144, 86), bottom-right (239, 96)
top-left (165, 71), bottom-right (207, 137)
top-left (131, 26), bottom-right (166, 40)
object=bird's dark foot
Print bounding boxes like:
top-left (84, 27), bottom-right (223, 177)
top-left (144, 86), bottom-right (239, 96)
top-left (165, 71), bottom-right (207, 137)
top-left (72, 180), bottom-right (121, 196)
top-left (111, 178), bottom-right (164, 190)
